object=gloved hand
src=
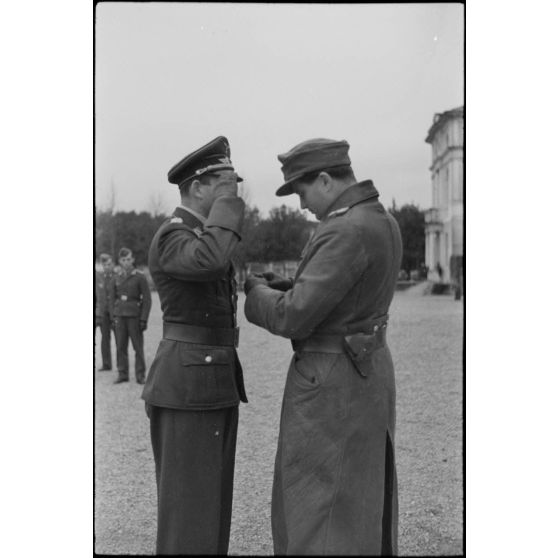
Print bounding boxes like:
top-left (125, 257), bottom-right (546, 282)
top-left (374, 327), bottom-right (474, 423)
top-left (262, 272), bottom-right (293, 292)
top-left (213, 170), bottom-right (239, 199)
top-left (244, 274), bottom-right (267, 295)
top-left (140, 320), bottom-right (148, 332)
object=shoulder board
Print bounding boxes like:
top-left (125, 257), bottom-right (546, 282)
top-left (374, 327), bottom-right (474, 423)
top-left (327, 206), bottom-right (350, 218)
top-left (132, 269), bottom-right (143, 275)
top-left (163, 218), bottom-right (203, 238)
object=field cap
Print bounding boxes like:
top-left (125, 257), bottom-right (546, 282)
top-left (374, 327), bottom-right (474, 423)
top-left (276, 138), bottom-right (351, 196)
top-left (168, 136), bottom-right (243, 187)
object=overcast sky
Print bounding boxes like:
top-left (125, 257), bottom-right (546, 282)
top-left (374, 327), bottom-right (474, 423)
top-left (95, 2), bottom-right (463, 216)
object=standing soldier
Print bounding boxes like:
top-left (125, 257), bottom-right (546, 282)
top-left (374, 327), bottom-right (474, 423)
top-left (244, 138), bottom-right (403, 555)
top-left (141, 136), bottom-right (247, 555)
top-left (109, 247), bottom-right (152, 385)
top-left (95, 253), bottom-right (115, 371)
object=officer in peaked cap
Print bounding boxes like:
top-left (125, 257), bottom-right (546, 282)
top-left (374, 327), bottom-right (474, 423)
top-left (141, 136), bottom-right (247, 555)
top-left (244, 138), bottom-right (402, 555)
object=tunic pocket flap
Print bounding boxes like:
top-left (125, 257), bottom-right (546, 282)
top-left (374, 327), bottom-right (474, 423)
top-left (180, 347), bottom-right (232, 366)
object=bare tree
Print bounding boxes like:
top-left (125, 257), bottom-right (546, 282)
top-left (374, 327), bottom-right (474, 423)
top-left (148, 190), bottom-right (166, 217)
top-left (105, 177), bottom-right (118, 257)
top-left (106, 176), bottom-right (117, 215)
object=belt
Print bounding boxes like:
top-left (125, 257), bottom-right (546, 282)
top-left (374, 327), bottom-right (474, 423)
top-left (292, 315), bottom-right (389, 354)
top-left (292, 330), bottom-right (387, 354)
top-left (163, 322), bottom-right (239, 347)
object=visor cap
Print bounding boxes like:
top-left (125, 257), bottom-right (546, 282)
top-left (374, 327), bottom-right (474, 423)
top-left (168, 136), bottom-right (243, 186)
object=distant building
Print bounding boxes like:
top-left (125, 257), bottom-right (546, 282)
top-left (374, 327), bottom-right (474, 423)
top-left (424, 106), bottom-right (463, 285)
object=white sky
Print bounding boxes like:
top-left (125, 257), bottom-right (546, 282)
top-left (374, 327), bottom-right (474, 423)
top-left (95, 3), bottom-right (463, 216)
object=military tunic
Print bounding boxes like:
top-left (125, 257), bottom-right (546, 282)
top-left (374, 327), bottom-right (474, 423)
top-left (245, 180), bottom-right (402, 555)
top-left (141, 198), bottom-right (246, 555)
top-left (109, 268), bottom-right (152, 382)
top-left (95, 269), bottom-right (115, 369)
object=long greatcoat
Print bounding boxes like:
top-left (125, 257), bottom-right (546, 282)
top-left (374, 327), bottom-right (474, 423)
top-left (245, 180), bottom-right (402, 555)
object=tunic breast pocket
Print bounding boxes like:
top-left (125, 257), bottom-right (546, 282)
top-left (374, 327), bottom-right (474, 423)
top-left (179, 345), bottom-right (238, 407)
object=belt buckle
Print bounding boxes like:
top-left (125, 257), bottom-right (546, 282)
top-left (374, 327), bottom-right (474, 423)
top-left (234, 327), bottom-right (239, 348)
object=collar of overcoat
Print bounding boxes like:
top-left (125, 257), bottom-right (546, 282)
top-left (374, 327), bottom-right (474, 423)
top-left (323, 179), bottom-right (380, 217)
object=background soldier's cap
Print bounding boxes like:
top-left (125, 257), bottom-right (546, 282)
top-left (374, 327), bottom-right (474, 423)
top-left (276, 138), bottom-right (351, 196)
top-left (168, 136), bottom-right (243, 186)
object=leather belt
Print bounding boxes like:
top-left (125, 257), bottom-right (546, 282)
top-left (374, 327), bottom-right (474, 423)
top-left (292, 314), bottom-right (389, 354)
top-left (163, 322), bottom-right (239, 347)
top-left (292, 330), bottom-right (387, 354)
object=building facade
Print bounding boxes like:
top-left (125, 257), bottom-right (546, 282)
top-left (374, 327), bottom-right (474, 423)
top-left (424, 106), bottom-right (464, 285)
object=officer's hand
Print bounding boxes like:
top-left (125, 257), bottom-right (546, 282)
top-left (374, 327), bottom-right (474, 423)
top-left (140, 320), bottom-right (148, 332)
top-left (244, 275), bottom-right (267, 295)
top-left (213, 170), bottom-right (238, 199)
top-left (262, 272), bottom-right (293, 291)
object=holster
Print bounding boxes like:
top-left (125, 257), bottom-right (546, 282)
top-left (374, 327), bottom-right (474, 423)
top-left (343, 329), bottom-right (386, 378)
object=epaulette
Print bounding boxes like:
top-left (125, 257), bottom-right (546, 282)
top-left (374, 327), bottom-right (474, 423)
top-left (165, 217), bottom-right (203, 238)
top-left (327, 206), bottom-right (350, 218)
top-left (132, 269), bottom-right (143, 275)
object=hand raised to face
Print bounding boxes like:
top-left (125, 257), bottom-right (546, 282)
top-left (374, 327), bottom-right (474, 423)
top-left (212, 170), bottom-right (239, 199)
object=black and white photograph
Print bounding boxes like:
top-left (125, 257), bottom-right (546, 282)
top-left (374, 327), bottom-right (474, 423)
top-left (94, 2), bottom-right (463, 555)
top-left (9, 1), bottom-right (558, 557)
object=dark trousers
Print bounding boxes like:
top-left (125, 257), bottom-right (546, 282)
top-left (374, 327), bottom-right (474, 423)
top-left (149, 405), bottom-right (239, 555)
top-left (114, 316), bottom-right (145, 381)
top-left (97, 311), bottom-right (113, 368)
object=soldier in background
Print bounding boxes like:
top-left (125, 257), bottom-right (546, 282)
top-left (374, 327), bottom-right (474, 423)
top-left (141, 136), bottom-right (247, 555)
top-left (244, 138), bottom-right (402, 555)
top-left (109, 247), bottom-right (152, 385)
top-left (95, 253), bottom-right (115, 371)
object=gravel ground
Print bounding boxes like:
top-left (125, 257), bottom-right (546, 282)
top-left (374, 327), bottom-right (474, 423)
top-left (95, 287), bottom-right (463, 555)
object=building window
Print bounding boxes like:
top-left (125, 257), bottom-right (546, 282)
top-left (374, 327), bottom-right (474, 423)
top-left (454, 160), bottom-right (463, 201)
top-left (440, 168), bottom-right (448, 209)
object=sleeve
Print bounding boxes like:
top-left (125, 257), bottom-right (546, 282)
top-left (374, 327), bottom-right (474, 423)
top-left (159, 197), bottom-right (245, 281)
top-left (108, 277), bottom-right (116, 320)
top-left (244, 221), bottom-right (368, 339)
top-left (94, 272), bottom-right (101, 316)
top-left (139, 275), bottom-right (152, 322)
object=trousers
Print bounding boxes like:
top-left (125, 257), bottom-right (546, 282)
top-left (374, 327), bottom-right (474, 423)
top-left (149, 405), bottom-right (239, 555)
top-left (97, 311), bottom-right (113, 368)
top-left (114, 316), bottom-right (145, 381)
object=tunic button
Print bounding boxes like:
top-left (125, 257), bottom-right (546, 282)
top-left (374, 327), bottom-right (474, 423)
top-left (205, 355), bottom-right (212, 363)
top-left (373, 325), bottom-right (379, 332)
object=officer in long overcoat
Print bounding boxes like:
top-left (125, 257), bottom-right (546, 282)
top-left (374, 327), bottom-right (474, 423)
top-left (109, 247), bottom-right (152, 384)
top-left (244, 138), bottom-right (403, 555)
top-left (95, 253), bottom-right (115, 370)
top-left (141, 136), bottom-right (247, 555)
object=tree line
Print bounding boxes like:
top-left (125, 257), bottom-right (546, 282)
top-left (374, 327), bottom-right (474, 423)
top-left (95, 201), bottom-right (425, 277)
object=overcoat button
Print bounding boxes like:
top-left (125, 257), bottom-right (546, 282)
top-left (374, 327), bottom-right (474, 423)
top-left (205, 355), bottom-right (212, 363)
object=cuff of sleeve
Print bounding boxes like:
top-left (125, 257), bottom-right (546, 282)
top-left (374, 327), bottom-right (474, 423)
top-left (206, 196), bottom-right (245, 235)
